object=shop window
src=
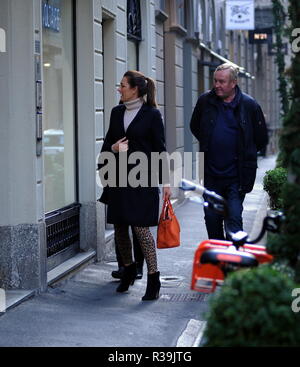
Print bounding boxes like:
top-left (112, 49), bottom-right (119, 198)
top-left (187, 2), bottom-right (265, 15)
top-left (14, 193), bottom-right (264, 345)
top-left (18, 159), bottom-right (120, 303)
top-left (42, 0), bottom-right (77, 213)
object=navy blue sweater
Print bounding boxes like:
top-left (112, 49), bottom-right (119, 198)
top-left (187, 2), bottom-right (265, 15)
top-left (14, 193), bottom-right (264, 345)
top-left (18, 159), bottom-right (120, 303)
top-left (205, 89), bottom-right (240, 177)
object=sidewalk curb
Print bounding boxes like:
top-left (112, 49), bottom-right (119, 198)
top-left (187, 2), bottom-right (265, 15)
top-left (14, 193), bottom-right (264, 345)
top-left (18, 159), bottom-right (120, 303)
top-left (176, 319), bottom-right (207, 347)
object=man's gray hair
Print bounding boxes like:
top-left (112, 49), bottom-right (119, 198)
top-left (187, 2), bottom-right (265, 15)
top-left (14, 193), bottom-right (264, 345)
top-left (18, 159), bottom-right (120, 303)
top-left (215, 63), bottom-right (239, 81)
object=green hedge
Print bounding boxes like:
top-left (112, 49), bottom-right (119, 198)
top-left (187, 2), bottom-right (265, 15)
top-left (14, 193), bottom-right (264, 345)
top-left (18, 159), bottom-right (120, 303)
top-left (267, 180), bottom-right (300, 265)
top-left (263, 167), bottom-right (287, 210)
top-left (203, 265), bottom-right (300, 347)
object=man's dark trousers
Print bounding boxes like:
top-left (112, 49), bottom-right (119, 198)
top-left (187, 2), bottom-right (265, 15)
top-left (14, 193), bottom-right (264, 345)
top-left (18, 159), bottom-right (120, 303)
top-left (115, 227), bottom-right (144, 268)
top-left (203, 175), bottom-right (245, 240)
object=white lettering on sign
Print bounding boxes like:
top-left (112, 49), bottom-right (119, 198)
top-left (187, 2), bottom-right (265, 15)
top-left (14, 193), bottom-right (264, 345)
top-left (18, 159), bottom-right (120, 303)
top-left (292, 28), bottom-right (300, 53)
top-left (0, 28), bottom-right (6, 53)
top-left (42, 3), bottom-right (61, 32)
top-left (292, 288), bottom-right (300, 313)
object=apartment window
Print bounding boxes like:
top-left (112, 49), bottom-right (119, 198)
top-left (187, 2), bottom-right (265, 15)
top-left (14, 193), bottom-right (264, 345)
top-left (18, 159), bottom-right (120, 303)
top-left (176, 0), bottom-right (186, 28)
top-left (155, 0), bottom-right (168, 23)
top-left (127, 0), bottom-right (142, 70)
top-left (155, 0), bottom-right (166, 11)
top-left (195, 0), bottom-right (203, 38)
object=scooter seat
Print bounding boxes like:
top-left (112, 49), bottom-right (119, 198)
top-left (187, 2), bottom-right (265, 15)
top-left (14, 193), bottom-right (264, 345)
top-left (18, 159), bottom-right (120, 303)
top-left (200, 248), bottom-right (258, 268)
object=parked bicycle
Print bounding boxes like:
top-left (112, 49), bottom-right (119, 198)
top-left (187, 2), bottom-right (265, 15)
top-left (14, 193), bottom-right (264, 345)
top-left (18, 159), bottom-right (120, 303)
top-left (180, 179), bottom-right (284, 293)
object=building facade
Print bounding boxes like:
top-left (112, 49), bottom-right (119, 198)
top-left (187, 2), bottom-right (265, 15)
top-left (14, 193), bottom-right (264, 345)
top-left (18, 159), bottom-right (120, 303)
top-left (0, 0), bottom-right (282, 293)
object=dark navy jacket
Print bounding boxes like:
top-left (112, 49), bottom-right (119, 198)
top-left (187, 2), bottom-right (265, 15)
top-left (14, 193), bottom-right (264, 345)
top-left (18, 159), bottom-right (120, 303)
top-left (190, 86), bottom-right (268, 193)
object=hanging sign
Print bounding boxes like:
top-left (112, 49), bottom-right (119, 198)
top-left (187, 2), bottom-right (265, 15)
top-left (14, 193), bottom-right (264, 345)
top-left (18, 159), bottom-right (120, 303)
top-left (0, 28), bottom-right (6, 52)
top-left (226, 0), bottom-right (254, 30)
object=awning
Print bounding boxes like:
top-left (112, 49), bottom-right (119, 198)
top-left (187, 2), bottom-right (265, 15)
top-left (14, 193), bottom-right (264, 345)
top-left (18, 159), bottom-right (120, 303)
top-left (199, 42), bottom-right (255, 80)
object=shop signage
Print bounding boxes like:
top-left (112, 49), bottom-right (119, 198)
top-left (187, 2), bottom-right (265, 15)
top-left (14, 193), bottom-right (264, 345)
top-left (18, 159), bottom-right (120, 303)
top-left (42, 2), bottom-right (61, 32)
top-left (249, 28), bottom-right (273, 44)
top-left (226, 0), bottom-right (254, 30)
top-left (0, 27), bottom-right (6, 52)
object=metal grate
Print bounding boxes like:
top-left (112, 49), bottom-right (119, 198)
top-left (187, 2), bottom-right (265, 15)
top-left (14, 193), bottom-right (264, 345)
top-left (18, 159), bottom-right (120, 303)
top-left (159, 293), bottom-right (208, 302)
top-left (46, 204), bottom-right (80, 257)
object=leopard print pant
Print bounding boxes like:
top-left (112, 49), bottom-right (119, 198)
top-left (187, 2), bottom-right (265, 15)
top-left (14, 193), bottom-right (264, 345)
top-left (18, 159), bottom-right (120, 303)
top-left (114, 224), bottom-right (158, 274)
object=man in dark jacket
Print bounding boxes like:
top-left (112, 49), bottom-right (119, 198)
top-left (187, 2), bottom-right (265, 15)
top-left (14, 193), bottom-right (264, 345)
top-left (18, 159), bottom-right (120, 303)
top-left (190, 63), bottom-right (268, 240)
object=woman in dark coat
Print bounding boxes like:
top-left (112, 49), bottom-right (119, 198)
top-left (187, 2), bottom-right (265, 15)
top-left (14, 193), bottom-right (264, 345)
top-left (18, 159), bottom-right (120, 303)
top-left (99, 70), bottom-right (171, 300)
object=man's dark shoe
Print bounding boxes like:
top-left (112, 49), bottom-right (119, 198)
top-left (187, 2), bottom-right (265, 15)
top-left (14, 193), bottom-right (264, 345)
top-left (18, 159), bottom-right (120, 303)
top-left (111, 267), bottom-right (125, 279)
top-left (112, 264), bottom-right (143, 280)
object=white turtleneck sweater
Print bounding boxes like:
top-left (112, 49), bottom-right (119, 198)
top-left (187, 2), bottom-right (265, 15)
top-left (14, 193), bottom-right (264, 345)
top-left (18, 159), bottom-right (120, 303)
top-left (123, 97), bottom-right (144, 132)
top-left (111, 98), bottom-right (144, 153)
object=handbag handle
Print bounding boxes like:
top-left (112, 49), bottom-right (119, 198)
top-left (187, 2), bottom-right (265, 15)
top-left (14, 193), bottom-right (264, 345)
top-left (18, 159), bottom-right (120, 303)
top-left (162, 198), bottom-right (174, 220)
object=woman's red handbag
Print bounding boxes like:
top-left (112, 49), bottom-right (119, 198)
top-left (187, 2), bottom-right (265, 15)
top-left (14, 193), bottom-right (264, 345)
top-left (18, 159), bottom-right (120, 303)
top-left (157, 198), bottom-right (180, 249)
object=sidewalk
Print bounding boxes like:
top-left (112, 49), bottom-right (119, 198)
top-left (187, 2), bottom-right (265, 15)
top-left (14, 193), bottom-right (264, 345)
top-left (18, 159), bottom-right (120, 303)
top-left (0, 156), bottom-right (276, 347)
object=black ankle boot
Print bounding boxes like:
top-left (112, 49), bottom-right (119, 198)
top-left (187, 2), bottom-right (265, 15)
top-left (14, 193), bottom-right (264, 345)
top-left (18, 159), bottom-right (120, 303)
top-left (116, 263), bottom-right (137, 293)
top-left (142, 271), bottom-right (161, 301)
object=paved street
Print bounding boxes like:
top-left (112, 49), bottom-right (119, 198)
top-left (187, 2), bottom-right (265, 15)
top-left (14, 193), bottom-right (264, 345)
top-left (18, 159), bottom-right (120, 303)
top-left (0, 156), bottom-right (276, 347)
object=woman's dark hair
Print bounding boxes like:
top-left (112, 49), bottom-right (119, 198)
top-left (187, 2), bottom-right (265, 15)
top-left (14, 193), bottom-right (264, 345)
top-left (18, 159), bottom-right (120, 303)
top-left (123, 70), bottom-right (157, 108)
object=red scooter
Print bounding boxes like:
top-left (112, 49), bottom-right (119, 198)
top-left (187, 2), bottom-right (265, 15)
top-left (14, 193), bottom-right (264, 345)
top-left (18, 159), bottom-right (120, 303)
top-left (180, 179), bottom-right (284, 293)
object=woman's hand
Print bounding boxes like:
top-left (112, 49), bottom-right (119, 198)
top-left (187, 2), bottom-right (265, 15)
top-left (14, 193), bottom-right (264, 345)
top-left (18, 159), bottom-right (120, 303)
top-left (163, 185), bottom-right (171, 201)
top-left (112, 137), bottom-right (129, 153)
